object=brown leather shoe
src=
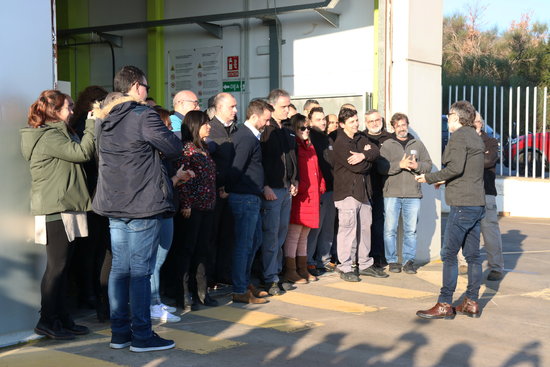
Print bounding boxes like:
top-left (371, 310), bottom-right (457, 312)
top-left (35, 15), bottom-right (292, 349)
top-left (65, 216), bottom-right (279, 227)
top-left (456, 297), bottom-right (480, 318)
top-left (248, 284), bottom-right (268, 298)
top-left (416, 302), bottom-right (456, 319)
top-left (233, 290), bottom-right (269, 304)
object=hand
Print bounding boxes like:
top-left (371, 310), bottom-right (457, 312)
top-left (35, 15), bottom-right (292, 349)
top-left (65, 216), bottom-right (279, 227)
top-left (399, 153), bottom-right (412, 170)
top-left (415, 174), bottom-right (427, 183)
top-left (176, 166), bottom-right (195, 183)
top-left (218, 187), bottom-right (229, 199)
top-left (87, 110), bottom-right (94, 119)
top-left (263, 186), bottom-right (277, 201)
top-left (290, 184), bottom-right (298, 197)
top-left (181, 208), bottom-right (191, 218)
top-left (407, 159), bottom-right (419, 170)
top-left (434, 181), bottom-right (445, 189)
top-left (348, 151), bottom-right (366, 165)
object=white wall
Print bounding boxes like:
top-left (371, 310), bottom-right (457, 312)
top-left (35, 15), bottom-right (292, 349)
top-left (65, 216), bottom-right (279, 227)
top-left (0, 0), bottom-right (54, 346)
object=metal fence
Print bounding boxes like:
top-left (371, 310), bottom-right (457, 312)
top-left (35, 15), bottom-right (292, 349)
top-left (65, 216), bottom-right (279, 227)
top-left (445, 85), bottom-right (549, 179)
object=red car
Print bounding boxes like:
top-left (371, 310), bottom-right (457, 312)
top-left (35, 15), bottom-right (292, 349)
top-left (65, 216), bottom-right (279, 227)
top-left (504, 132), bottom-right (550, 177)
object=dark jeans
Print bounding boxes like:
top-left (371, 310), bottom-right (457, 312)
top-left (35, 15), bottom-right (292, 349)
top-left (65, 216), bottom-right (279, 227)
top-left (439, 206), bottom-right (485, 304)
top-left (40, 220), bottom-right (75, 325)
top-left (209, 196), bottom-right (234, 284)
top-left (179, 210), bottom-right (214, 302)
top-left (369, 194), bottom-right (387, 266)
top-left (229, 193), bottom-right (262, 294)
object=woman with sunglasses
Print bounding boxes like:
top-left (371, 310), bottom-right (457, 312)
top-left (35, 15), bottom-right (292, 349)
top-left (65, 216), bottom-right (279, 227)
top-left (282, 114), bottom-right (326, 284)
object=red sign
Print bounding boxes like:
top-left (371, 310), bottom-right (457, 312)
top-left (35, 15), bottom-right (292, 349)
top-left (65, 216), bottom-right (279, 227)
top-left (227, 56), bottom-right (239, 78)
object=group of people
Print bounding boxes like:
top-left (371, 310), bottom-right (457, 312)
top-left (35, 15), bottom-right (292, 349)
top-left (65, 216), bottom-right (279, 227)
top-left (21, 64), bottom-right (504, 352)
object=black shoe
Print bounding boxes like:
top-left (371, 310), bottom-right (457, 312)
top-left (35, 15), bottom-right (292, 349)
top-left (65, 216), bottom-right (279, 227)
top-left (402, 260), bottom-right (417, 274)
top-left (359, 266), bottom-right (389, 278)
top-left (201, 294), bottom-right (219, 307)
top-left (266, 282), bottom-right (286, 296)
top-left (340, 272), bottom-right (360, 282)
top-left (35, 319), bottom-right (75, 340)
top-left (61, 318), bottom-right (90, 335)
top-left (389, 263), bottom-right (402, 273)
top-left (110, 332), bottom-right (132, 349)
top-left (130, 332), bottom-right (175, 353)
top-left (487, 270), bottom-right (504, 281)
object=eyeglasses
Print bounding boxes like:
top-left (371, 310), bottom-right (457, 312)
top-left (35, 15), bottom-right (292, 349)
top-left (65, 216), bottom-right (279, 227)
top-left (366, 117), bottom-right (382, 124)
top-left (138, 82), bottom-right (150, 92)
top-left (180, 99), bottom-right (200, 106)
top-left (299, 126), bottom-right (311, 131)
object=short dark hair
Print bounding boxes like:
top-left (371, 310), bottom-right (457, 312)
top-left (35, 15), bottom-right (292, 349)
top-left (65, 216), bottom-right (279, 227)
top-left (181, 110), bottom-right (209, 148)
top-left (308, 106), bottom-right (324, 121)
top-left (450, 100), bottom-right (476, 127)
top-left (365, 109), bottom-right (380, 117)
top-left (303, 99), bottom-right (320, 111)
top-left (290, 113), bottom-right (307, 132)
top-left (390, 112), bottom-right (409, 127)
top-left (114, 65), bottom-right (146, 93)
top-left (267, 89), bottom-right (290, 105)
top-left (338, 107), bottom-right (357, 123)
top-left (246, 99), bottom-right (273, 120)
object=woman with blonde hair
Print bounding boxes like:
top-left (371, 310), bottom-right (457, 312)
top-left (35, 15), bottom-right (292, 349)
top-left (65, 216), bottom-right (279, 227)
top-left (21, 90), bottom-right (95, 339)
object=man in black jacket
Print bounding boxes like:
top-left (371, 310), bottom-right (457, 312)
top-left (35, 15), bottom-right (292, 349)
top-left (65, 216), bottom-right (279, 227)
top-left (93, 66), bottom-right (182, 352)
top-left (260, 89), bottom-right (299, 295)
top-left (206, 92), bottom-right (238, 286)
top-left (332, 108), bottom-right (387, 282)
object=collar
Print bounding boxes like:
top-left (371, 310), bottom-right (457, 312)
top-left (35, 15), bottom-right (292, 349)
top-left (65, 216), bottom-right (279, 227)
top-left (215, 116), bottom-right (232, 127)
top-left (244, 121), bottom-right (261, 140)
top-left (173, 111), bottom-right (185, 121)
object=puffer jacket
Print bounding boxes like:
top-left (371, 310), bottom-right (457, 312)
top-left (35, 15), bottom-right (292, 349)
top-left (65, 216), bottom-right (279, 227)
top-left (290, 138), bottom-right (325, 228)
top-left (92, 95), bottom-right (182, 218)
top-left (20, 120), bottom-right (95, 215)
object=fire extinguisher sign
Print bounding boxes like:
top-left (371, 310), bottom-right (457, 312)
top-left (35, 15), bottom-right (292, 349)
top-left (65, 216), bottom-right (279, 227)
top-left (227, 56), bottom-right (239, 78)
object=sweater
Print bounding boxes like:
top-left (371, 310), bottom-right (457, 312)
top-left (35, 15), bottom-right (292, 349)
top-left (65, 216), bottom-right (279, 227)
top-left (226, 124), bottom-right (264, 196)
top-left (260, 119), bottom-right (298, 189)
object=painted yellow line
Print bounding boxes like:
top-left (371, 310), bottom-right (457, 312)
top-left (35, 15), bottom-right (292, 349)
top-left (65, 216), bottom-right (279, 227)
top-left (193, 306), bottom-right (322, 332)
top-left (325, 281), bottom-right (435, 299)
top-left (0, 347), bottom-right (126, 367)
top-left (97, 328), bottom-right (244, 354)
top-left (273, 291), bottom-right (384, 314)
top-left (502, 250), bottom-right (550, 255)
top-left (521, 288), bottom-right (550, 301)
top-left (415, 270), bottom-right (497, 295)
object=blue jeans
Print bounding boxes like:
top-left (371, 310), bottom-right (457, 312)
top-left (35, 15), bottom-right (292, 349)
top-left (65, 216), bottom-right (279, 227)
top-left (261, 188), bottom-right (291, 283)
top-left (439, 206), bottom-right (485, 304)
top-left (383, 197), bottom-right (421, 264)
top-left (108, 217), bottom-right (161, 340)
top-left (229, 194), bottom-right (262, 294)
top-left (150, 217), bottom-right (173, 305)
top-left (307, 191), bottom-right (336, 267)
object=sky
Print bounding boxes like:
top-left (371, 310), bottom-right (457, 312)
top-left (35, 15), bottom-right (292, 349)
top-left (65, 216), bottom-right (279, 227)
top-left (443, 0), bottom-right (550, 33)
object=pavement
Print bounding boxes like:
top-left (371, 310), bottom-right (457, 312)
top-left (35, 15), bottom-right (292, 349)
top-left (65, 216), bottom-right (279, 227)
top-left (1, 215), bottom-right (549, 367)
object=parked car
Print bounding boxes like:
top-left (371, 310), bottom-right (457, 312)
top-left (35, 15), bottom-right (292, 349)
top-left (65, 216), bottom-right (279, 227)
top-left (503, 132), bottom-right (550, 176)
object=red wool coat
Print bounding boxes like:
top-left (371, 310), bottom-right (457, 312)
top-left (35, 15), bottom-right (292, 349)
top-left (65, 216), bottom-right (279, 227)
top-left (290, 137), bottom-right (326, 228)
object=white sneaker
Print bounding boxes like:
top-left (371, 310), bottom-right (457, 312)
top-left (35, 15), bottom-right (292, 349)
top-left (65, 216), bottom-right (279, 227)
top-left (150, 304), bottom-right (181, 323)
top-left (160, 303), bottom-right (177, 313)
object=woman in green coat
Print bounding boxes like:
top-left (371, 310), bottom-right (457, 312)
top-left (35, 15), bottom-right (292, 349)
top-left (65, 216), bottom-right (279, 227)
top-left (21, 90), bottom-right (95, 340)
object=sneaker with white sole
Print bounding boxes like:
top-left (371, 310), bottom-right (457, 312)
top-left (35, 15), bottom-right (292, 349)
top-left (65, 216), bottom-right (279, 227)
top-left (150, 304), bottom-right (181, 323)
top-left (159, 303), bottom-right (177, 313)
top-left (130, 332), bottom-right (175, 352)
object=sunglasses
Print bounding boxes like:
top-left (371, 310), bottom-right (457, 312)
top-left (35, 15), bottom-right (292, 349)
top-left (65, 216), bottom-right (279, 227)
top-left (299, 126), bottom-right (311, 131)
top-left (138, 82), bottom-right (151, 92)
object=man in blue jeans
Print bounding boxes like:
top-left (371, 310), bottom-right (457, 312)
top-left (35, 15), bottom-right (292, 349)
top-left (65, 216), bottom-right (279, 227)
top-left (227, 99), bottom-right (273, 304)
top-left (93, 66), bottom-right (183, 351)
top-left (378, 113), bottom-right (432, 275)
top-left (416, 100), bottom-right (485, 319)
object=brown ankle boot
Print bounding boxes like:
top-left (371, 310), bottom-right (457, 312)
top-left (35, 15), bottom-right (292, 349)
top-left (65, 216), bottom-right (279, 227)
top-left (232, 290), bottom-right (269, 304)
top-left (297, 256), bottom-right (317, 282)
top-left (282, 257), bottom-right (308, 284)
top-left (456, 297), bottom-right (480, 318)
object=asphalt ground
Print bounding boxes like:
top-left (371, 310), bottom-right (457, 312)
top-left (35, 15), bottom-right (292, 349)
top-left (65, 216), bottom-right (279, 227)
top-left (1, 215), bottom-right (549, 367)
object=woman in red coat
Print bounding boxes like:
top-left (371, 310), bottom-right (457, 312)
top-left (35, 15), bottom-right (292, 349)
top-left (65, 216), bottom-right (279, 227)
top-left (282, 114), bottom-right (326, 283)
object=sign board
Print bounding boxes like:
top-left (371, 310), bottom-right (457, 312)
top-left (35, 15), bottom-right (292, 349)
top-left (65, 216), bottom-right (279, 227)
top-left (227, 56), bottom-right (239, 78)
top-left (223, 80), bottom-right (245, 92)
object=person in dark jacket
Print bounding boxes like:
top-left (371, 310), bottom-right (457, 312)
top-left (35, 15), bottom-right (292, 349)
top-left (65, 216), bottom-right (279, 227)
top-left (206, 92), bottom-right (238, 286)
top-left (93, 66), bottom-right (183, 352)
top-left (332, 108), bottom-right (387, 282)
top-left (364, 109), bottom-right (392, 269)
top-left (260, 89), bottom-right (299, 296)
top-left (227, 99), bottom-right (273, 304)
top-left (416, 100), bottom-right (485, 320)
top-left (306, 107), bottom-right (336, 275)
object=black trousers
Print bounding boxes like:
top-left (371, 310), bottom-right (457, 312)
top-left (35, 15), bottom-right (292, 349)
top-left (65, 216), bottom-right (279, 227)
top-left (208, 196), bottom-right (234, 285)
top-left (369, 194), bottom-right (387, 266)
top-left (40, 220), bottom-right (75, 325)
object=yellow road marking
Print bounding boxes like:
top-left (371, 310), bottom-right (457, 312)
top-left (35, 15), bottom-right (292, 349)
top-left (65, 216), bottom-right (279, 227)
top-left (273, 291), bottom-right (384, 314)
top-left (415, 270), bottom-right (497, 295)
top-left (193, 306), bottom-right (322, 332)
top-left (325, 281), bottom-right (435, 299)
top-left (0, 347), bottom-right (126, 367)
top-left (96, 328), bottom-right (244, 354)
top-left (521, 288), bottom-right (550, 301)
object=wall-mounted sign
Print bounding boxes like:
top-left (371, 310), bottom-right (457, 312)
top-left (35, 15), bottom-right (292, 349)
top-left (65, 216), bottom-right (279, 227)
top-left (227, 56), bottom-right (239, 78)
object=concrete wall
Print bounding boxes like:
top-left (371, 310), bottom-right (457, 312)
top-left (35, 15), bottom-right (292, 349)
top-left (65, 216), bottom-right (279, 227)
top-left (0, 1), bottom-right (54, 346)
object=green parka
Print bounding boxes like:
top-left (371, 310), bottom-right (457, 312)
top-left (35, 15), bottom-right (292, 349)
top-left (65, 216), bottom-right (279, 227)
top-left (20, 119), bottom-right (95, 215)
